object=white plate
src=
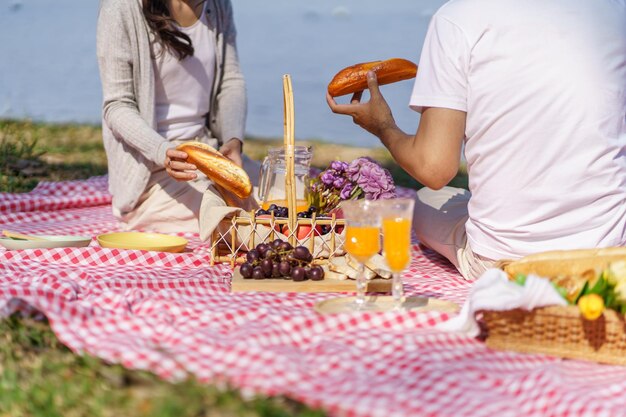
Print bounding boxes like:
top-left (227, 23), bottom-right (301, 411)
top-left (314, 296), bottom-right (460, 315)
top-left (0, 235), bottom-right (92, 250)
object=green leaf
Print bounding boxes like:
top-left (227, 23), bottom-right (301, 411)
top-left (587, 275), bottom-right (608, 296)
top-left (575, 281), bottom-right (590, 304)
top-left (605, 290), bottom-right (617, 310)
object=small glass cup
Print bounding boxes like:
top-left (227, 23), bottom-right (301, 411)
top-left (379, 198), bottom-right (415, 309)
top-left (340, 199), bottom-right (381, 311)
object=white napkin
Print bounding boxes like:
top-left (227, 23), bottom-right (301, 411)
top-left (437, 268), bottom-right (568, 337)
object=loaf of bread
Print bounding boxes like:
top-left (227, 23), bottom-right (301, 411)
top-left (176, 141), bottom-right (252, 199)
top-left (500, 247), bottom-right (626, 302)
top-left (327, 58), bottom-right (418, 97)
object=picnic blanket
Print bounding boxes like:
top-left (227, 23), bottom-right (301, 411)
top-left (2, 176), bottom-right (626, 417)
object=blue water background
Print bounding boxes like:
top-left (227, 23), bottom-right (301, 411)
top-left (0, 0), bottom-right (446, 147)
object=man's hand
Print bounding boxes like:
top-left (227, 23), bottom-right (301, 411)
top-left (219, 138), bottom-right (243, 167)
top-left (326, 69), bottom-right (466, 190)
top-left (164, 148), bottom-right (197, 181)
top-left (326, 71), bottom-right (397, 139)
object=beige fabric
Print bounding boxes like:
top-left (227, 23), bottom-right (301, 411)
top-left (114, 170), bottom-right (217, 233)
top-left (413, 186), bottom-right (496, 281)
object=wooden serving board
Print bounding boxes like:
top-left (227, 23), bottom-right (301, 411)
top-left (231, 267), bottom-right (392, 293)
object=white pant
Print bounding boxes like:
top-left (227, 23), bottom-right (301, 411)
top-left (413, 186), bottom-right (496, 281)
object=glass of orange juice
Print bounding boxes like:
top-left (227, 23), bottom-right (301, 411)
top-left (379, 198), bottom-right (415, 309)
top-left (341, 199), bottom-right (381, 311)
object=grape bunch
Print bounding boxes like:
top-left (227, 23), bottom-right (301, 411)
top-left (255, 204), bottom-right (319, 219)
top-left (239, 239), bottom-right (325, 281)
top-left (256, 204), bottom-right (288, 218)
top-left (296, 206), bottom-right (318, 218)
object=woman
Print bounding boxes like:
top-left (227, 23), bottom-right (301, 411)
top-left (96, 0), bottom-right (257, 234)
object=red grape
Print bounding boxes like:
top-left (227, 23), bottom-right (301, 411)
top-left (308, 266), bottom-right (324, 281)
top-left (293, 246), bottom-right (311, 261)
top-left (240, 262), bottom-right (253, 279)
top-left (261, 258), bottom-right (273, 276)
top-left (246, 250), bottom-right (259, 263)
top-left (291, 266), bottom-right (306, 281)
top-left (278, 261), bottom-right (292, 277)
top-left (252, 266), bottom-right (265, 280)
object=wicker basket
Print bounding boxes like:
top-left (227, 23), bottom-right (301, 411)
top-left (209, 75), bottom-right (345, 266)
top-left (482, 306), bottom-right (626, 365)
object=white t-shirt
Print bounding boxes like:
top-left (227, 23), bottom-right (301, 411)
top-left (153, 6), bottom-right (216, 140)
top-left (410, 0), bottom-right (626, 260)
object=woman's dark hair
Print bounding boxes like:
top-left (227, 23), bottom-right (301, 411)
top-left (143, 0), bottom-right (198, 60)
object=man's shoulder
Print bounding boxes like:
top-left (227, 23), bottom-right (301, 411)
top-left (434, 0), bottom-right (489, 22)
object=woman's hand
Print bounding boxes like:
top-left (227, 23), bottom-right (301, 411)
top-left (326, 71), bottom-right (397, 139)
top-left (165, 148), bottom-right (197, 181)
top-left (219, 138), bottom-right (243, 167)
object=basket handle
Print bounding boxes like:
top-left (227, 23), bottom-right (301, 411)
top-left (283, 75), bottom-right (297, 246)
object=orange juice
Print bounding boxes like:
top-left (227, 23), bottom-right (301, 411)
top-left (262, 199), bottom-right (309, 213)
top-left (382, 217), bottom-right (411, 272)
top-left (345, 226), bottom-right (380, 263)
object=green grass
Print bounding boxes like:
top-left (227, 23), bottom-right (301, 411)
top-left (0, 119), bottom-right (108, 192)
top-left (0, 118), bottom-right (468, 416)
top-left (0, 315), bottom-right (324, 417)
top-left (0, 119), bottom-right (468, 193)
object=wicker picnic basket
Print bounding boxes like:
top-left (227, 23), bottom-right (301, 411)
top-left (482, 252), bottom-right (626, 365)
top-left (209, 75), bottom-right (346, 266)
top-left (482, 306), bottom-right (626, 365)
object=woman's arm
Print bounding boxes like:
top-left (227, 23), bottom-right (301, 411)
top-left (96, 0), bottom-right (171, 167)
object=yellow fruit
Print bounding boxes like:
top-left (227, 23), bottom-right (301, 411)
top-left (578, 294), bottom-right (605, 320)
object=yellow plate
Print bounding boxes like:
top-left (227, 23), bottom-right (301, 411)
top-left (96, 232), bottom-right (188, 253)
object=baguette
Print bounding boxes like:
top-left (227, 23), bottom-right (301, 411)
top-left (176, 141), bottom-right (252, 199)
top-left (327, 58), bottom-right (418, 97)
top-left (500, 247), bottom-right (626, 302)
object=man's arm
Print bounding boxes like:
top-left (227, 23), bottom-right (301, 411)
top-left (327, 72), bottom-right (465, 190)
top-left (381, 106), bottom-right (465, 190)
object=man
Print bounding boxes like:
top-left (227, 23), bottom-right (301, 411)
top-left (327, 0), bottom-right (626, 280)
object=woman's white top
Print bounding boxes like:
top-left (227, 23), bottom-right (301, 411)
top-left (153, 5), bottom-right (216, 140)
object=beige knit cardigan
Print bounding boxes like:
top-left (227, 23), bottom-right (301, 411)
top-left (96, 0), bottom-right (247, 212)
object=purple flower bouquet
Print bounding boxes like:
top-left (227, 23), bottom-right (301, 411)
top-left (308, 157), bottom-right (396, 215)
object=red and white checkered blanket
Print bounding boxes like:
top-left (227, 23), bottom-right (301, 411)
top-left (2, 177), bottom-right (626, 417)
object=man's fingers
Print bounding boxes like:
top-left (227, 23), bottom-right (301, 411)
top-left (326, 92), bottom-right (340, 112)
top-left (326, 92), bottom-right (358, 115)
top-left (350, 91), bottom-right (363, 104)
top-left (366, 71), bottom-right (382, 99)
